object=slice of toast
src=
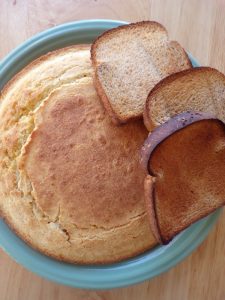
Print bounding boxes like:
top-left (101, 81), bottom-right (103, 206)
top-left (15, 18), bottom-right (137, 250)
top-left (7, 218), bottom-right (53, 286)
top-left (144, 67), bottom-right (225, 131)
top-left (141, 112), bottom-right (225, 244)
top-left (91, 21), bottom-right (192, 124)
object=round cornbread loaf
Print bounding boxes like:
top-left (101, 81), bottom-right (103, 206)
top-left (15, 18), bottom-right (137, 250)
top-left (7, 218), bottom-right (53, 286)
top-left (0, 45), bottom-right (156, 264)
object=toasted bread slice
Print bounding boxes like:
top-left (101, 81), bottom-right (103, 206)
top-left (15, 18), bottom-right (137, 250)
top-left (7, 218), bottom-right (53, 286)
top-left (144, 67), bottom-right (225, 131)
top-left (91, 21), bottom-right (192, 124)
top-left (141, 112), bottom-right (225, 244)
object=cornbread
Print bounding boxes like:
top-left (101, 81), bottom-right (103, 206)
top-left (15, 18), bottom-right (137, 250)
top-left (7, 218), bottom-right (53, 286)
top-left (0, 45), bottom-right (156, 264)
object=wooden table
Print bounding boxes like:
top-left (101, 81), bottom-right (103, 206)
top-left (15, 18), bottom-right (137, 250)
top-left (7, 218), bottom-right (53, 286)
top-left (1, 0), bottom-right (225, 299)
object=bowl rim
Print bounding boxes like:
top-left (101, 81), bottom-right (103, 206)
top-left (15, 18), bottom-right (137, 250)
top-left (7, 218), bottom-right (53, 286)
top-left (0, 19), bottom-right (221, 290)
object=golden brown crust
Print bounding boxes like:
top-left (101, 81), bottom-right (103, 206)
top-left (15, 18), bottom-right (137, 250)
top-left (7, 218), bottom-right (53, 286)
top-left (0, 46), bottom-right (157, 264)
top-left (144, 67), bottom-right (225, 131)
top-left (1, 206), bottom-right (155, 264)
top-left (144, 176), bottom-right (162, 243)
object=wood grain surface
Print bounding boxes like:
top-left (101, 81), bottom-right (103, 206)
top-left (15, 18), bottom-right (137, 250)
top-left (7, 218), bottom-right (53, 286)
top-left (1, 0), bottom-right (225, 299)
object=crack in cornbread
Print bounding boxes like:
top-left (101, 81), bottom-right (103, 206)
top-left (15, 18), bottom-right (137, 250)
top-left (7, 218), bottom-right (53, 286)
top-left (0, 45), bottom-right (156, 264)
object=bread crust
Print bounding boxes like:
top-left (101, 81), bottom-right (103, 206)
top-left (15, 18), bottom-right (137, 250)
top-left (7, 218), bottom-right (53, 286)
top-left (144, 175), bottom-right (163, 243)
top-left (0, 207), bottom-right (155, 264)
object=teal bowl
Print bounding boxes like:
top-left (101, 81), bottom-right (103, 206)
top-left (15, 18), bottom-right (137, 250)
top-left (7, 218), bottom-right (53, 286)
top-left (0, 19), bottom-right (221, 290)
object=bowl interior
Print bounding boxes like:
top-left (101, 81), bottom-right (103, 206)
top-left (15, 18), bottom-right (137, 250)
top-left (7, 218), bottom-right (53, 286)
top-left (0, 19), bottom-right (221, 290)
